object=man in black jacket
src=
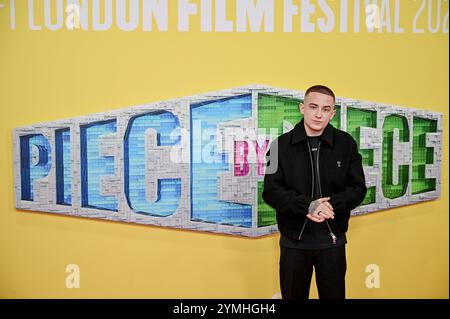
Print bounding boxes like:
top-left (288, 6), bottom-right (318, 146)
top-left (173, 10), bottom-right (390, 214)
top-left (262, 85), bottom-right (367, 299)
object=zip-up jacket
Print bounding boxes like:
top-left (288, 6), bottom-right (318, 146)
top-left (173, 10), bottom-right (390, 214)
top-left (262, 119), bottom-right (367, 242)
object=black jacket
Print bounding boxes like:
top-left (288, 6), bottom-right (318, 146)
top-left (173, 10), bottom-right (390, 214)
top-left (262, 119), bottom-right (367, 241)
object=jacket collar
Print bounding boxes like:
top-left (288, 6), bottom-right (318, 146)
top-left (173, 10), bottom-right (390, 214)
top-left (290, 118), bottom-right (335, 146)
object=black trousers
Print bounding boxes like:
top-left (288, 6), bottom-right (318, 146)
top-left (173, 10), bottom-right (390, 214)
top-left (279, 245), bottom-right (347, 299)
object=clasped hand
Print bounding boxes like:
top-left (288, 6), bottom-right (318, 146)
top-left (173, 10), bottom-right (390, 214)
top-left (306, 197), bottom-right (334, 223)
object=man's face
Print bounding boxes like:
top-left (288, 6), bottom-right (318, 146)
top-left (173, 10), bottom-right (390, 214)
top-left (299, 92), bottom-right (336, 136)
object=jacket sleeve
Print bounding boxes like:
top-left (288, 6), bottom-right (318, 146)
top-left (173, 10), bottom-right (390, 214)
top-left (329, 138), bottom-right (367, 215)
top-left (262, 140), bottom-right (312, 216)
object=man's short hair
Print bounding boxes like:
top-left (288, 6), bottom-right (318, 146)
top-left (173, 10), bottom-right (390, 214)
top-left (304, 85), bottom-right (335, 103)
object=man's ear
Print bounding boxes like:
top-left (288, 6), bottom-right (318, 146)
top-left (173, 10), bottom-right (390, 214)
top-left (330, 108), bottom-right (336, 121)
top-left (299, 103), bottom-right (304, 115)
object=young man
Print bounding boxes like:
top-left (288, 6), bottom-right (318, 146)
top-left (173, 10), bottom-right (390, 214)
top-left (262, 85), bottom-right (367, 299)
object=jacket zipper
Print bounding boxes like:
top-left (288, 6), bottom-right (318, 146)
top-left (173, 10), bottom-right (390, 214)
top-left (316, 141), bottom-right (337, 244)
top-left (298, 140), bottom-right (315, 241)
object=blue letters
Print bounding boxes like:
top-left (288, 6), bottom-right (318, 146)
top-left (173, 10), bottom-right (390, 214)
top-left (80, 120), bottom-right (118, 211)
top-left (191, 95), bottom-right (253, 227)
top-left (124, 111), bottom-right (181, 216)
top-left (20, 134), bottom-right (52, 201)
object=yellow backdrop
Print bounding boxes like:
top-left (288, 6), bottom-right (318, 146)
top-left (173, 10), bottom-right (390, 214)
top-left (0, 0), bottom-right (448, 298)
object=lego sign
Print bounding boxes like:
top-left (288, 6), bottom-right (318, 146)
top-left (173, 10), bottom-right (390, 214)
top-left (13, 85), bottom-right (442, 237)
